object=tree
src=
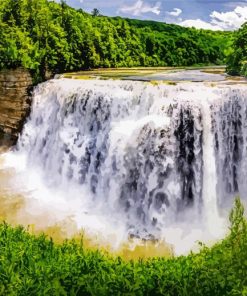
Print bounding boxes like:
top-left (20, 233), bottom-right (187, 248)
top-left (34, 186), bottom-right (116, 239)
top-left (0, 0), bottom-right (231, 81)
top-left (91, 8), bottom-right (100, 17)
top-left (226, 23), bottom-right (247, 77)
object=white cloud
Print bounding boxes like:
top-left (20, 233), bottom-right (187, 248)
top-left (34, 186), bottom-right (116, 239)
top-left (167, 8), bottom-right (182, 17)
top-left (210, 6), bottom-right (247, 30)
top-left (179, 19), bottom-right (223, 31)
top-left (118, 0), bottom-right (161, 16)
top-left (177, 5), bottom-right (247, 31)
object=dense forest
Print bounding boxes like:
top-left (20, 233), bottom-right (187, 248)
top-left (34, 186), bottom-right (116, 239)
top-left (226, 23), bottom-right (247, 77)
top-left (0, 0), bottom-right (232, 82)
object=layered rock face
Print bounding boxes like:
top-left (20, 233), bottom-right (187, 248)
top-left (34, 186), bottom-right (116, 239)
top-left (0, 68), bottom-right (32, 147)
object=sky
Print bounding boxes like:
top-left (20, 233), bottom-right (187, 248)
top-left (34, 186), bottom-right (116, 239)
top-left (63, 0), bottom-right (247, 30)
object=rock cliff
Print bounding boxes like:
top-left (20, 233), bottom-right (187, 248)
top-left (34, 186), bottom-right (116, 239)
top-left (0, 68), bottom-right (32, 147)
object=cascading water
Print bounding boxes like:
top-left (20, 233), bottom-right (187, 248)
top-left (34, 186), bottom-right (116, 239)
top-left (3, 78), bottom-right (247, 254)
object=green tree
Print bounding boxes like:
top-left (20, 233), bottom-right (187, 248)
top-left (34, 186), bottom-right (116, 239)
top-left (0, 0), bottom-right (232, 82)
top-left (226, 22), bottom-right (247, 76)
top-left (92, 8), bottom-right (100, 17)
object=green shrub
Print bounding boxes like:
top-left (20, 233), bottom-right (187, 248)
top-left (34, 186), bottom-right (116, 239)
top-left (0, 198), bottom-right (247, 295)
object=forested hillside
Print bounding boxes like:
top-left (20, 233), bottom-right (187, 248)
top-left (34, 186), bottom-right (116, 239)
top-left (226, 23), bottom-right (247, 77)
top-left (0, 0), bottom-right (232, 82)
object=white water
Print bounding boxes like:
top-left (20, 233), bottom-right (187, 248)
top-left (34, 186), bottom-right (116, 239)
top-left (201, 96), bottom-right (223, 237)
top-left (2, 79), bottom-right (247, 254)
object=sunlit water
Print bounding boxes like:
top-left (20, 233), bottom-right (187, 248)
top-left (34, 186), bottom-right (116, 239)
top-left (127, 69), bottom-right (227, 82)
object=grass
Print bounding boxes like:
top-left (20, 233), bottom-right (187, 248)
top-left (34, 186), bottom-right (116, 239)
top-left (0, 198), bottom-right (247, 295)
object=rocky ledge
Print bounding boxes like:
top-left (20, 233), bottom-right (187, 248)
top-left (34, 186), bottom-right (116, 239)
top-left (0, 68), bottom-right (32, 147)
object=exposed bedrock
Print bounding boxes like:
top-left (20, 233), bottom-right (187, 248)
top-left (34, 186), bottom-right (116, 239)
top-left (0, 68), bottom-right (32, 147)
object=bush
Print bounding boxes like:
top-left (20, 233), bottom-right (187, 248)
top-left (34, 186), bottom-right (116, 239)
top-left (0, 198), bottom-right (247, 295)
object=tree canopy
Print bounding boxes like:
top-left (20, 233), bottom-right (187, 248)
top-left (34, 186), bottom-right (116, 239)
top-left (226, 22), bottom-right (247, 77)
top-left (0, 0), bottom-right (233, 82)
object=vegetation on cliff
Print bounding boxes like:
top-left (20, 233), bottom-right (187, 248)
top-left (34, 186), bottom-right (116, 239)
top-left (0, 0), bottom-right (232, 82)
top-left (226, 23), bottom-right (247, 77)
top-left (0, 198), bottom-right (247, 295)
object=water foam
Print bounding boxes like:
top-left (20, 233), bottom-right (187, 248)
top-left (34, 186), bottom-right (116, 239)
top-left (2, 79), bottom-right (247, 255)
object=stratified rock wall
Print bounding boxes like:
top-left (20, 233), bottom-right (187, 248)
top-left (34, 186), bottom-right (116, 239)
top-left (0, 68), bottom-right (32, 146)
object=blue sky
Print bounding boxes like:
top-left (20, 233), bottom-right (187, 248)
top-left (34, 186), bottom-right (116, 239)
top-left (64, 0), bottom-right (247, 30)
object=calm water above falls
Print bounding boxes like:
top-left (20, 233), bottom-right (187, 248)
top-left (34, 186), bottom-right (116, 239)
top-left (2, 78), bottom-right (247, 254)
top-left (126, 69), bottom-right (227, 82)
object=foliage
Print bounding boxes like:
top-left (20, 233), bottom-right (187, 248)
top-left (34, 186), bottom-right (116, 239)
top-left (226, 22), bottom-right (247, 77)
top-left (0, 0), bottom-right (232, 83)
top-left (0, 198), bottom-right (247, 295)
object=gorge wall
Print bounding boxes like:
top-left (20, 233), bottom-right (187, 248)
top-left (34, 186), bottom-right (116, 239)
top-left (0, 68), bottom-right (32, 147)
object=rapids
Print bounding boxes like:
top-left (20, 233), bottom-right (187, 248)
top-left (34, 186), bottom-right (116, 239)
top-left (2, 78), bottom-right (247, 255)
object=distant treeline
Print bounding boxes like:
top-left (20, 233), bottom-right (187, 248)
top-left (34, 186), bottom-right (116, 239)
top-left (0, 0), bottom-right (233, 82)
top-left (226, 22), bottom-right (247, 77)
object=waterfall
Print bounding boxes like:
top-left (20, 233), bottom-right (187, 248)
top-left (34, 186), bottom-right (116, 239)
top-left (201, 94), bottom-right (222, 236)
top-left (5, 79), bottom-right (247, 253)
